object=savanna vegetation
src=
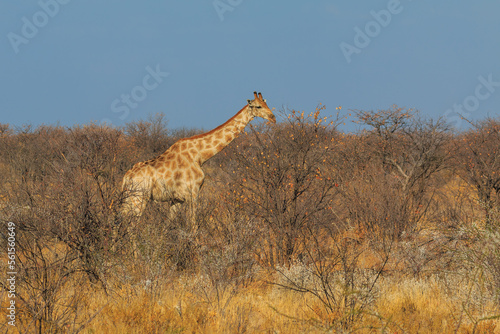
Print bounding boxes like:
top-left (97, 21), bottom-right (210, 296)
top-left (1, 106), bottom-right (500, 333)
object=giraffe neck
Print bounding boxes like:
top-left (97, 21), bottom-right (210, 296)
top-left (191, 105), bottom-right (253, 165)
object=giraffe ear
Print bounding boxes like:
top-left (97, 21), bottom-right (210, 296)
top-left (247, 99), bottom-right (252, 104)
top-left (263, 99), bottom-right (267, 102)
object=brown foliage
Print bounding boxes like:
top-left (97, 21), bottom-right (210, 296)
top-left (453, 118), bottom-right (500, 226)
top-left (1, 107), bottom-right (500, 332)
top-left (221, 107), bottom-right (342, 267)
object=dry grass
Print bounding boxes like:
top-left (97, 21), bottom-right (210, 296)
top-left (3, 271), bottom-right (498, 333)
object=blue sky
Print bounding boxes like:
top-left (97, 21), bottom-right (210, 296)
top-left (1, 0), bottom-right (499, 132)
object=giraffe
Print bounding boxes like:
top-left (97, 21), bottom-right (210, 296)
top-left (121, 91), bottom-right (275, 217)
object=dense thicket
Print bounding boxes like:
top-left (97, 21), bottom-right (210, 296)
top-left (1, 107), bottom-right (500, 332)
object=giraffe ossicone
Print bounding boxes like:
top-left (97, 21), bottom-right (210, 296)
top-left (121, 91), bottom-right (275, 217)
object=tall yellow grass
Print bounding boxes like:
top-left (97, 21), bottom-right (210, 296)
top-left (3, 263), bottom-right (499, 333)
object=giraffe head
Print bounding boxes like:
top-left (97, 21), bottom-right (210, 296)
top-left (247, 91), bottom-right (276, 124)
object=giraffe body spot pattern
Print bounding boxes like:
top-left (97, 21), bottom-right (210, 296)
top-left (121, 92), bottom-right (275, 216)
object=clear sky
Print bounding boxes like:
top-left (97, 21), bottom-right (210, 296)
top-left (1, 1), bottom-right (499, 132)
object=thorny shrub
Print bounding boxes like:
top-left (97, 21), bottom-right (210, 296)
top-left (1, 108), bottom-right (500, 332)
top-left (453, 118), bottom-right (500, 227)
top-left (222, 106), bottom-right (343, 267)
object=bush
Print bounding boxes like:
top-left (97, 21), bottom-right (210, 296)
top-left (2, 110), bottom-right (500, 332)
top-left (223, 107), bottom-right (342, 266)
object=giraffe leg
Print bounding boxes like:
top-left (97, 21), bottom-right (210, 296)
top-left (120, 192), bottom-right (148, 258)
top-left (168, 201), bottom-right (183, 220)
top-left (121, 194), bottom-right (147, 217)
top-left (185, 187), bottom-right (200, 232)
top-left (168, 186), bottom-right (199, 232)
